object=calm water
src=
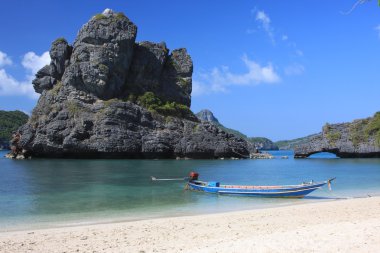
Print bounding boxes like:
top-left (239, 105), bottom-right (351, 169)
top-left (1, 150), bottom-right (380, 231)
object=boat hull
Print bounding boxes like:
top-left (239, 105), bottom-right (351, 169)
top-left (187, 181), bottom-right (327, 198)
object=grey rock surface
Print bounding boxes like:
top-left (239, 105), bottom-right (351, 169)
top-left (294, 115), bottom-right (380, 158)
top-left (33, 39), bottom-right (72, 94)
top-left (196, 109), bottom-right (220, 124)
top-left (12, 9), bottom-right (249, 159)
top-left (64, 11), bottom-right (137, 100)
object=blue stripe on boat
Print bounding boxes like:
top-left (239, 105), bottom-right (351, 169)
top-left (187, 180), bottom-right (328, 198)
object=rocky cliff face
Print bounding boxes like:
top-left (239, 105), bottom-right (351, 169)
top-left (11, 9), bottom-right (249, 159)
top-left (294, 112), bottom-right (380, 158)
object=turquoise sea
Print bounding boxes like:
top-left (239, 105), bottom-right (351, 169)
top-left (1, 150), bottom-right (380, 231)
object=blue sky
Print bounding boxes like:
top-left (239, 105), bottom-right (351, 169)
top-left (0, 0), bottom-right (379, 141)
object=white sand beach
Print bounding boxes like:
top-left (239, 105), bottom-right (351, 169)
top-left (1, 197), bottom-right (379, 253)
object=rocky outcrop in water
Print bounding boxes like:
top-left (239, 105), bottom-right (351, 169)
top-left (294, 112), bottom-right (380, 158)
top-left (10, 9), bottom-right (249, 159)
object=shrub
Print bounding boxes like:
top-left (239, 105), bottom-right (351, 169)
top-left (51, 81), bottom-right (63, 96)
top-left (322, 123), bottom-right (331, 135)
top-left (52, 37), bottom-right (67, 45)
top-left (116, 12), bottom-right (126, 19)
top-left (103, 98), bottom-right (119, 107)
top-left (349, 120), bottom-right (367, 148)
top-left (137, 92), bottom-right (162, 111)
top-left (137, 92), bottom-right (193, 118)
top-left (94, 14), bottom-right (106, 20)
top-left (98, 63), bottom-right (109, 73)
top-left (66, 101), bottom-right (81, 116)
top-left (326, 131), bottom-right (341, 146)
top-left (365, 112), bottom-right (380, 147)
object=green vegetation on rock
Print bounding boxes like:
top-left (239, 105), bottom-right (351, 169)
top-left (365, 112), bottom-right (380, 146)
top-left (51, 81), bottom-right (63, 96)
top-left (103, 98), bottom-right (120, 107)
top-left (94, 14), bottom-right (106, 20)
top-left (326, 131), bottom-right (341, 146)
top-left (349, 119), bottom-right (369, 148)
top-left (137, 92), bottom-right (193, 118)
top-left (52, 37), bottom-right (67, 45)
top-left (66, 101), bottom-right (82, 116)
top-left (275, 134), bottom-right (318, 150)
top-left (348, 112), bottom-right (380, 147)
top-left (98, 64), bottom-right (109, 73)
top-left (116, 12), bottom-right (126, 19)
top-left (323, 123), bottom-right (341, 146)
top-left (219, 125), bottom-right (248, 140)
top-left (0, 110), bottom-right (29, 149)
top-left (248, 137), bottom-right (270, 143)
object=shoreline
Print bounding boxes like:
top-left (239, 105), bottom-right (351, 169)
top-left (1, 196), bottom-right (379, 252)
top-left (0, 193), bottom-right (362, 234)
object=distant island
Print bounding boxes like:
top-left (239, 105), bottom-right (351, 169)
top-left (196, 109), bottom-right (278, 150)
top-left (275, 134), bottom-right (319, 150)
top-left (0, 110), bottom-right (28, 150)
top-left (294, 112), bottom-right (380, 158)
top-left (8, 9), bottom-right (250, 159)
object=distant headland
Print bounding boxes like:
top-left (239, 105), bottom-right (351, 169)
top-left (294, 112), bottom-right (380, 158)
top-left (196, 109), bottom-right (278, 151)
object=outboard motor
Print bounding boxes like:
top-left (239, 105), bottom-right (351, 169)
top-left (189, 172), bottom-right (199, 181)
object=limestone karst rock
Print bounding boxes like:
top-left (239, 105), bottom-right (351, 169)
top-left (294, 112), bottom-right (380, 158)
top-left (12, 9), bottom-right (249, 159)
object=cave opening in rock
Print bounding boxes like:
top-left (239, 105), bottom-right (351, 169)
top-left (308, 152), bottom-right (339, 159)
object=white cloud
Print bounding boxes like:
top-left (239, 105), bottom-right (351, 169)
top-left (295, 49), bottom-right (304, 57)
top-left (0, 51), bottom-right (50, 99)
top-left (192, 55), bottom-right (280, 96)
top-left (375, 25), bottom-right (380, 39)
top-left (0, 69), bottom-right (37, 98)
top-left (22, 51), bottom-right (50, 74)
top-left (284, 63), bottom-right (305, 76)
top-left (0, 51), bottom-right (12, 67)
top-left (256, 11), bottom-right (270, 26)
top-left (255, 10), bottom-right (275, 44)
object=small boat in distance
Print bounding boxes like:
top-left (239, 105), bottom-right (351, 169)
top-left (185, 172), bottom-right (335, 198)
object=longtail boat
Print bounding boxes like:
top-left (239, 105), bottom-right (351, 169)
top-left (185, 172), bottom-right (335, 198)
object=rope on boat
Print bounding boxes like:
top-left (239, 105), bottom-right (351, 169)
top-left (327, 177), bottom-right (336, 191)
top-left (151, 176), bottom-right (189, 181)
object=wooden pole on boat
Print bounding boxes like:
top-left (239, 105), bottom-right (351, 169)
top-left (151, 176), bottom-right (189, 181)
top-left (327, 177), bottom-right (336, 191)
